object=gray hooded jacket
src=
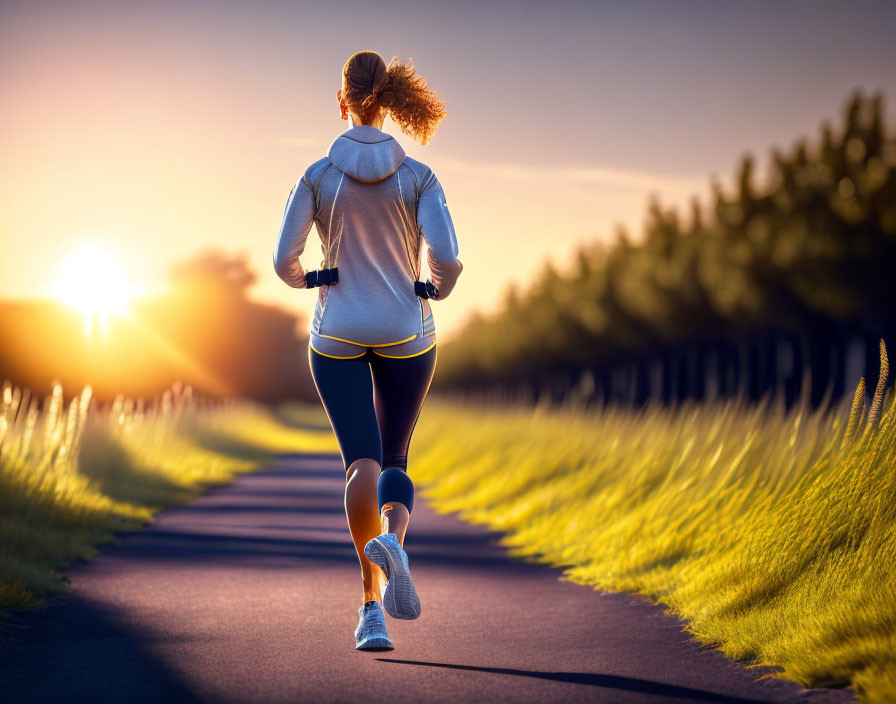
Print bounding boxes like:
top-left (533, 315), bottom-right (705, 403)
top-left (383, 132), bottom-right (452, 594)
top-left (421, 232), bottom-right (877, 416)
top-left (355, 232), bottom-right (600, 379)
top-left (274, 125), bottom-right (463, 357)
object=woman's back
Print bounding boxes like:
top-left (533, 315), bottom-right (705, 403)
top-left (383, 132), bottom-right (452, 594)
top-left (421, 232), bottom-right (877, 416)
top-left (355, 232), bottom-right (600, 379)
top-left (275, 124), bottom-right (462, 348)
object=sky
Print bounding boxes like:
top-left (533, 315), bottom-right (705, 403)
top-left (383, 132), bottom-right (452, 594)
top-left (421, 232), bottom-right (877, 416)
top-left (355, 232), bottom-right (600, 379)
top-left (2, 0), bottom-right (895, 340)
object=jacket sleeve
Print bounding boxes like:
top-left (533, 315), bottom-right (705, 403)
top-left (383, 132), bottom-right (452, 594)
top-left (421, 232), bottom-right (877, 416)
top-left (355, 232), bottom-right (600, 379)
top-left (417, 168), bottom-right (463, 300)
top-left (273, 176), bottom-right (316, 288)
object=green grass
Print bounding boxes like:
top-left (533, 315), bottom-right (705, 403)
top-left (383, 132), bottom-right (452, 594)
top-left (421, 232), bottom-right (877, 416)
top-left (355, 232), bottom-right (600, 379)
top-left (0, 381), bottom-right (335, 614)
top-left (410, 348), bottom-right (895, 703)
top-left (6, 357), bottom-right (893, 702)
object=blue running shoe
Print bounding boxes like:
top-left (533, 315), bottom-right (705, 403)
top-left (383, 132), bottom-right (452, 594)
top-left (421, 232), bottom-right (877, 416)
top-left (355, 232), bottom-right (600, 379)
top-left (354, 600), bottom-right (393, 651)
top-left (364, 533), bottom-right (421, 620)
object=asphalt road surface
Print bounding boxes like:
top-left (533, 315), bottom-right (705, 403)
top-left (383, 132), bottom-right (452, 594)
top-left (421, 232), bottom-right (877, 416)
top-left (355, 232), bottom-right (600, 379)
top-left (0, 453), bottom-right (857, 704)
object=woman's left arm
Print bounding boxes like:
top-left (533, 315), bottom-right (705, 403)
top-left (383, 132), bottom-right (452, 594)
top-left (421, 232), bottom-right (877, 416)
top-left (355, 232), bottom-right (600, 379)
top-left (273, 177), bottom-right (316, 288)
top-left (417, 168), bottom-right (463, 300)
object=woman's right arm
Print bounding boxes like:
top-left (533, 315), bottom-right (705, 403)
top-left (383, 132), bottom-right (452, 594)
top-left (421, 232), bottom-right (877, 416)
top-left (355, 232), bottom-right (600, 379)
top-left (273, 177), bottom-right (316, 288)
top-left (417, 168), bottom-right (463, 300)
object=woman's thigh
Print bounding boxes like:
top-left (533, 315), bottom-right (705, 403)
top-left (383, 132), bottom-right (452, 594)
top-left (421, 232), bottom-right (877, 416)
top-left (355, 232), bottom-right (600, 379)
top-left (369, 345), bottom-right (437, 468)
top-left (308, 346), bottom-right (382, 471)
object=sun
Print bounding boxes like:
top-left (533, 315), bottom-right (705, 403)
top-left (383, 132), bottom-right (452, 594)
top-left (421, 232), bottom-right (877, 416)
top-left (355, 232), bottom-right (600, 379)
top-left (52, 245), bottom-right (134, 329)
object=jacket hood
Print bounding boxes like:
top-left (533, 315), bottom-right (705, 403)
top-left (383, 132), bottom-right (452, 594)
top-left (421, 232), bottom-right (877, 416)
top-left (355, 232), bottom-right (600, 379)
top-left (328, 125), bottom-right (406, 183)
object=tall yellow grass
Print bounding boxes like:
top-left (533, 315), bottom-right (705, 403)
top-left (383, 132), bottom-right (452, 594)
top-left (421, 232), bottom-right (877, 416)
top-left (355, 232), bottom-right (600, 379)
top-left (0, 380), bottom-right (333, 613)
top-left (411, 343), bottom-right (895, 703)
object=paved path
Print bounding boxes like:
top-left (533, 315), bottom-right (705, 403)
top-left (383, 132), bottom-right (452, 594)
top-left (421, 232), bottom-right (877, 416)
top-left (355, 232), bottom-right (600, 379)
top-left (1, 454), bottom-right (855, 703)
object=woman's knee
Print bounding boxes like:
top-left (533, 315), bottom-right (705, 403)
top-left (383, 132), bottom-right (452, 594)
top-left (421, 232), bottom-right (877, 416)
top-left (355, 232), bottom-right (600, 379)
top-left (346, 457), bottom-right (381, 484)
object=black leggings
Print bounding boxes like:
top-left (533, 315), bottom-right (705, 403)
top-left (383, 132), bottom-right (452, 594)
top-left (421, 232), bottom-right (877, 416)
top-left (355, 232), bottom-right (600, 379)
top-left (308, 343), bottom-right (437, 514)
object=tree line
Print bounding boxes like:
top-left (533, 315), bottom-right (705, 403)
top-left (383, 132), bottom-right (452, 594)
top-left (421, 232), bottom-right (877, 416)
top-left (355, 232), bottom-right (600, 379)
top-left (434, 91), bottom-right (896, 406)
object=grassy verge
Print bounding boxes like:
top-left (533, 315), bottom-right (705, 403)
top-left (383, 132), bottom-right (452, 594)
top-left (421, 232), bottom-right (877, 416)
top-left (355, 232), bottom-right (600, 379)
top-left (0, 381), bottom-right (335, 614)
top-left (410, 350), bottom-right (894, 703)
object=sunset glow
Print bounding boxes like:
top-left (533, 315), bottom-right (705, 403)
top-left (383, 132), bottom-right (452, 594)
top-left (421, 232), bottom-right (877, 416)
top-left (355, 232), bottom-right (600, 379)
top-left (3, 3), bottom-right (895, 341)
top-left (52, 245), bottom-right (133, 335)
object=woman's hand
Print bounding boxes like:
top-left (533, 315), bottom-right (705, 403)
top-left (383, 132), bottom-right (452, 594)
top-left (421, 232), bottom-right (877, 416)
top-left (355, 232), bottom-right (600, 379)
top-left (283, 259), bottom-right (308, 289)
top-left (428, 254), bottom-right (463, 300)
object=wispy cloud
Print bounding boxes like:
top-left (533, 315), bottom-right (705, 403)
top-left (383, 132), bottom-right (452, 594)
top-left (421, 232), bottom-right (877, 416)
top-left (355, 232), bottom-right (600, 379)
top-left (438, 158), bottom-right (705, 195)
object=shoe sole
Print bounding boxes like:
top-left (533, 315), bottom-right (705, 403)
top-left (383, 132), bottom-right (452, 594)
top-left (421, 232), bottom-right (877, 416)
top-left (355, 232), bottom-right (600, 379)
top-left (355, 635), bottom-right (394, 651)
top-left (365, 537), bottom-right (421, 620)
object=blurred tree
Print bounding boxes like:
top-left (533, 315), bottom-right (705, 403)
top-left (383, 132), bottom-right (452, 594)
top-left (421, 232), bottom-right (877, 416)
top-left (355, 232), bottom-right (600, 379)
top-left (168, 250), bottom-right (257, 297)
top-left (437, 90), bottom-right (896, 406)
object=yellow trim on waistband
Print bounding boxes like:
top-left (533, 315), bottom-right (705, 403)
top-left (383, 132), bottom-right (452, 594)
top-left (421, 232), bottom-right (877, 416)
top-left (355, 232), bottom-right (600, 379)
top-left (372, 340), bottom-right (437, 359)
top-left (316, 332), bottom-right (420, 347)
top-left (309, 343), bottom-right (367, 359)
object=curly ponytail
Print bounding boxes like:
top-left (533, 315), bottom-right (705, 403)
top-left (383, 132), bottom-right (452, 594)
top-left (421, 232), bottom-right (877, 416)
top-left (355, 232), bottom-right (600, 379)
top-left (342, 51), bottom-right (447, 146)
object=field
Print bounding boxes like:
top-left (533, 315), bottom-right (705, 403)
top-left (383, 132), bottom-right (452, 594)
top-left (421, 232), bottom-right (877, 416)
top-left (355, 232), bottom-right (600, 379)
top-left (3, 353), bottom-right (893, 703)
top-left (0, 380), bottom-right (334, 612)
top-left (410, 347), bottom-right (895, 703)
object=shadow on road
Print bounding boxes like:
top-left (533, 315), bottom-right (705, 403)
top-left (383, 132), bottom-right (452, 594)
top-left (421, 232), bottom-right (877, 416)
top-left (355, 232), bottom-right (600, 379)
top-left (0, 598), bottom-right (201, 704)
top-left (375, 659), bottom-right (771, 704)
top-left (90, 454), bottom-right (533, 574)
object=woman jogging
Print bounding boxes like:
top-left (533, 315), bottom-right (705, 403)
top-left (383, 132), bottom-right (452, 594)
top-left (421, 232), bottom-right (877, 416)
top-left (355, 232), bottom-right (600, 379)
top-left (273, 50), bottom-right (463, 651)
